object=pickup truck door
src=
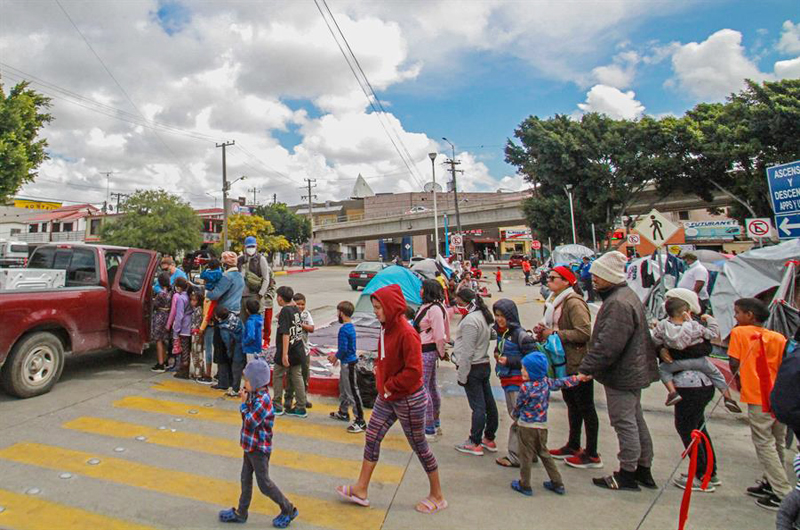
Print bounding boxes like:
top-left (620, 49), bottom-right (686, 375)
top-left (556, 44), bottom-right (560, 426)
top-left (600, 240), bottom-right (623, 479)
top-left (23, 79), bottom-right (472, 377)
top-left (110, 249), bottom-right (158, 353)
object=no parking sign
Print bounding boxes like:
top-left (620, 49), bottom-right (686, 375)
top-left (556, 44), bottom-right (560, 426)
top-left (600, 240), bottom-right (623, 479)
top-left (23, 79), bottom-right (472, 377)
top-left (746, 218), bottom-right (772, 239)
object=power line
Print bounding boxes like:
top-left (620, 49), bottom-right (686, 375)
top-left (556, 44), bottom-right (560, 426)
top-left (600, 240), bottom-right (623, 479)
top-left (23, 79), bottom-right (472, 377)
top-left (312, 0), bottom-right (425, 190)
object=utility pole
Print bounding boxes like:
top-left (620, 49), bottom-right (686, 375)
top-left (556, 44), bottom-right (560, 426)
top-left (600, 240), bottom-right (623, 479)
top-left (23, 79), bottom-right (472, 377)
top-left (273, 193), bottom-right (277, 205)
top-left (216, 140), bottom-right (235, 250)
top-left (110, 192), bottom-right (129, 213)
top-left (100, 171), bottom-right (113, 213)
top-left (442, 138), bottom-right (463, 237)
top-left (301, 179), bottom-right (317, 270)
top-left (248, 187), bottom-right (261, 206)
top-left (428, 152), bottom-right (439, 257)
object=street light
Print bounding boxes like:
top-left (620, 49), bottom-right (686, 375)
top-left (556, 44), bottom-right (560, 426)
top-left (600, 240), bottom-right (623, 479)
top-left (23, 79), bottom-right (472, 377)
top-left (205, 192), bottom-right (218, 208)
top-left (428, 152), bottom-right (439, 257)
top-left (564, 184), bottom-right (577, 245)
top-left (222, 175), bottom-right (246, 250)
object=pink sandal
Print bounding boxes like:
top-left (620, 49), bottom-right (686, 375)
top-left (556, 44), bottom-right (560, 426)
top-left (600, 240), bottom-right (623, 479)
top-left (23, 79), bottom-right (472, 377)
top-left (336, 485), bottom-right (370, 507)
top-left (415, 497), bottom-right (448, 514)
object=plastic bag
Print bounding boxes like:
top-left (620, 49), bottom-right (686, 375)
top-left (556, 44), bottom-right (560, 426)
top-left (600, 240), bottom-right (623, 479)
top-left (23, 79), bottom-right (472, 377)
top-left (543, 333), bottom-right (567, 379)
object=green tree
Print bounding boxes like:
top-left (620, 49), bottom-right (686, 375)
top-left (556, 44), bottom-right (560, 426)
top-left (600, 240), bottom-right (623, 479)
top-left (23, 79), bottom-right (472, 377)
top-left (227, 214), bottom-right (292, 254)
top-left (0, 81), bottom-right (53, 202)
top-left (100, 189), bottom-right (202, 255)
top-left (251, 203), bottom-right (311, 246)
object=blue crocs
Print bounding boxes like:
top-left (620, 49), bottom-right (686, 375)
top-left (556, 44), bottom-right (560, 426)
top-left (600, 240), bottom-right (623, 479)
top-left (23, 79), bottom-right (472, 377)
top-left (272, 507), bottom-right (299, 528)
top-left (543, 481), bottom-right (566, 495)
top-left (511, 480), bottom-right (533, 496)
top-left (219, 507), bottom-right (247, 523)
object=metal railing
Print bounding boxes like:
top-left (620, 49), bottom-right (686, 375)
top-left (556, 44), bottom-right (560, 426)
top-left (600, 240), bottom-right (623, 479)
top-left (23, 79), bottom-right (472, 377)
top-left (15, 231), bottom-right (86, 243)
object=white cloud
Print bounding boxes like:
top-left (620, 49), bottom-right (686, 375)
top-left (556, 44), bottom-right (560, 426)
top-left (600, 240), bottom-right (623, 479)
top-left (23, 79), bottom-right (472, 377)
top-left (775, 57), bottom-right (800, 79)
top-left (577, 84), bottom-right (645, 119)
top-left (778, 20), bottom-right (800, 55)
top-left (591, 50), bottom-right (640, 88)
top-left (670, 29), bottom-right (766, 99)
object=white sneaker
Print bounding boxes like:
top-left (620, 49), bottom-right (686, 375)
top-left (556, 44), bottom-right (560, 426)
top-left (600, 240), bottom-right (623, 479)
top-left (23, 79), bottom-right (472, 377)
top-left (673, 475), bottom-right (715, 492)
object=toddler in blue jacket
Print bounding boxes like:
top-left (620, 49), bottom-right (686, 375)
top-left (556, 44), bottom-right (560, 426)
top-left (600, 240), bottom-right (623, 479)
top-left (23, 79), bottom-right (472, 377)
top-left (242, 298), bottom-right (264, 362)
top-left (511, 352), bottom-right (590, 497)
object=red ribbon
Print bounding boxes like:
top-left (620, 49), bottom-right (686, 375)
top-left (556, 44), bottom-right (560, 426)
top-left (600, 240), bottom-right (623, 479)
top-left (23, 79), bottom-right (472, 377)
top-left (752, 333), bottom-right (774, 414)
top-left (678, 429), bottom-right (714, 530)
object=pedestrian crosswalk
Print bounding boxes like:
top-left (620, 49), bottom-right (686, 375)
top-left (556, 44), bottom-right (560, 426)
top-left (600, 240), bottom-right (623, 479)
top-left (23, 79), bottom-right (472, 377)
top-left (0, 378), bottom-right (413, 530)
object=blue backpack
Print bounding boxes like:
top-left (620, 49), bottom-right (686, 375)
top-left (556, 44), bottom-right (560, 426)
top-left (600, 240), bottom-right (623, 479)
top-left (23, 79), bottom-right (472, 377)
top-left (770, 337), bottom-right (800, 434)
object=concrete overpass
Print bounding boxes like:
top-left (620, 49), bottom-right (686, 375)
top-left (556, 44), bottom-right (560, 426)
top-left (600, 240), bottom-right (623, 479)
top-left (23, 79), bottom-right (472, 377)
top-left (314, 189), bottom-right (733, 244)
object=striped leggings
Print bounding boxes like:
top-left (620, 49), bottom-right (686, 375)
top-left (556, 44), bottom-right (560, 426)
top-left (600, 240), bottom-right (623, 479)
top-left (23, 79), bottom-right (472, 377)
top-left (363, 388), bottom-right (438, 474)
top-left (422, 351), bottom-right (440, 432)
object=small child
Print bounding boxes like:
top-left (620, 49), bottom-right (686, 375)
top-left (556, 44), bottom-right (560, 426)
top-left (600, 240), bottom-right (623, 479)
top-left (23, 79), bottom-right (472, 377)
top-left (190, 290), bottom-right (206, 381)
top-left (496, 267), bottom-right (503, 292)
top-left (218, 360), bottom-right (298, 528)
top-left (511, 352), bottom-right (588, 496)
top-left (167, 277), bottom-right (193, 379)
top-left (200, 258), bottom-right (223, 291)
top-left (293, 293), bottom-right (315, 410)
top-left (242, 298), bottom-right (264, 363)
top-left (150, 272), bottom-right (173, 373)
top-left (328, 301), bottom-right (366, 433)
top-left (652, 298), bottom-right (740, 412)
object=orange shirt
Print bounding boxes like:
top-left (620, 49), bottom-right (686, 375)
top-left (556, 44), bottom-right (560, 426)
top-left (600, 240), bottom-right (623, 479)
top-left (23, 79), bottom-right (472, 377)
top-left (495, 270), bottom-right (502, 281)
top-left (727, 325), bottom-right (787, 405)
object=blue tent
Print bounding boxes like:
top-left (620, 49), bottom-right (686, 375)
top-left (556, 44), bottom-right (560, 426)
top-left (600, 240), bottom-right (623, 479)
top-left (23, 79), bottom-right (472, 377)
top-left (354, 265), bottom-right (423, 314)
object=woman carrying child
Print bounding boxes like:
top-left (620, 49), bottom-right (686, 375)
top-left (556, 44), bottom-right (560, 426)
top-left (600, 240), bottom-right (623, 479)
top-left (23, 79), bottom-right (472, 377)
top-left (415, 279), bottom-right (450, 440)
top-left (535, 266), bottom-right (601, 469)
top-left (150, 272), bottom-right (173, 373)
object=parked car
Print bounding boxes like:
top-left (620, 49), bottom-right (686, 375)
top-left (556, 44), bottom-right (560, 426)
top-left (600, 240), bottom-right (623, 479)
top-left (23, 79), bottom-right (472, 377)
top-left (348, 262), bottom-right (387, 290)
top-left (0, 240), bottom-right (28, 268)
top-left (0, 243), bottom-right (158, 398)
top-left (508, 254), bottom-right (525, 268)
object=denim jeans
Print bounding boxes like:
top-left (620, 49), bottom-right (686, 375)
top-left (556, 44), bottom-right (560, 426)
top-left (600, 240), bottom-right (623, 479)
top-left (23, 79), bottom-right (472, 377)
top-left (463, 363), bottom-right (499, 445)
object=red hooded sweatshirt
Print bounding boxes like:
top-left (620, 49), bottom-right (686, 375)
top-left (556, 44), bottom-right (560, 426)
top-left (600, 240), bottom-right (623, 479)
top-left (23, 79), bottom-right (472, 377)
top-left (371, 284), bottom-right (423, 401)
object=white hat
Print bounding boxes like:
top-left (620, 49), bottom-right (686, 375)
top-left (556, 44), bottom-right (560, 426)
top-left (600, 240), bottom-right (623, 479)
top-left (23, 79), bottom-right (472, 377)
top-left (590, 251), bottom-right (627, 284)
top-left (666, 288), bottom-right (702, 315)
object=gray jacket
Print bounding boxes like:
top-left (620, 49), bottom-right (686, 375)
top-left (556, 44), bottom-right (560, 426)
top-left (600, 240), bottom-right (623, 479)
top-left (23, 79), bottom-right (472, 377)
top-left (453, 309), bottom-right (491, 385)
top-left (579, 283), bottom-right (658, 390)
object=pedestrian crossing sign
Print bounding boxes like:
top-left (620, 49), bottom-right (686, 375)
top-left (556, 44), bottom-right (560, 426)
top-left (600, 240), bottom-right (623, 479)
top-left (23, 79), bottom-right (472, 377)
top-left (633, 209), bottom-right (679, 248)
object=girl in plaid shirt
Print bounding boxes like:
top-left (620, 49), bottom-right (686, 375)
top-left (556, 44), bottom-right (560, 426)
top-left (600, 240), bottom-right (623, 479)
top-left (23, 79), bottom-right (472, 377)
top-left (219, 360), bottom-right (298, 528)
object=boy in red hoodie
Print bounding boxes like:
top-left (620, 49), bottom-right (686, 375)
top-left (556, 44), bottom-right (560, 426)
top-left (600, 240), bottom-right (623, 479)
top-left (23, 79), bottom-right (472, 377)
top-left (336, 284), bottom-right (447, 515)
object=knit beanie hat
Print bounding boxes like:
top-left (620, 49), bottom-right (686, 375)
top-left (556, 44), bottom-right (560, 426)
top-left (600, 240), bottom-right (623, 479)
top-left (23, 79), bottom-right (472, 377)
top-left (521, 352), bottom-right (548, 381)
top-left (221, 251), bottom-right (238, 268)
top-left (666, 288), bottom-right (702, 315)
top-left (243, 359), bottom-right (271, 389)
top-left (590, 251), bottom-right (627, 284)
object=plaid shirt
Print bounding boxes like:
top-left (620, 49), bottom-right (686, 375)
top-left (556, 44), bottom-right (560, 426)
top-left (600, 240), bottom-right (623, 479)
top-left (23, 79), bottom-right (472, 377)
top-left (239, 389), bottom-right (274, 453)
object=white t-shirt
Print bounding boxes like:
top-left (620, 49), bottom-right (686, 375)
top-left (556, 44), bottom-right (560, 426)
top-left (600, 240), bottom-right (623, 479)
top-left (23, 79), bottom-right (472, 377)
top-left (678, 262), bottom-right (709, 300)
top-left (300, 310), bottom-right (314, 353)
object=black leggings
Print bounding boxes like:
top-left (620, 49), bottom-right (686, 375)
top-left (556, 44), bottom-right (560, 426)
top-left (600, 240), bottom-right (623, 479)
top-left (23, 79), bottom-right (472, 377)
top-left (674, 385), bottom-right (717, 479)
top-left (561, 379), bottom-right (599, 457)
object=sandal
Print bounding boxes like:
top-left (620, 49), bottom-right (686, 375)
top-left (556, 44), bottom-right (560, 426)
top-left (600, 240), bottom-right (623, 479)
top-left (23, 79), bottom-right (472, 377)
top-left (219, 507), bottom-right (247, 523)
top-left (511, 480), bottom-right (533, 496)
top-left (415, 497), bottom-right (448, 514)
top-left (495, 456), bottom-right (520, 468)
top-left (336, 485), bottom-right (370, 507)
top-left (272, 507), bottom-right (298, 528)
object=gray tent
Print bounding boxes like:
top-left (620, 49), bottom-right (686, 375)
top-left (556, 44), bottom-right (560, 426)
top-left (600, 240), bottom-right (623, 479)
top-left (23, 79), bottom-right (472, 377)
top-left (550, 244), bottom-right (594, 266)
top-left (711, 239), bottom-right (800, 339)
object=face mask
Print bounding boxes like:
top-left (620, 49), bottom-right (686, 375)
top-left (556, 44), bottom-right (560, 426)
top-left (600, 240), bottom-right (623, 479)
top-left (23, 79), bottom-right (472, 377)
top-left (245, 247), bottom-right (256, 256)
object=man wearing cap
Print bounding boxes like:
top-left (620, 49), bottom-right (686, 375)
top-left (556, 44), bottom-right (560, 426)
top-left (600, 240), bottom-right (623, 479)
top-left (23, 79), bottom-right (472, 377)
top-left (677, 253), bottom-right (710, 314)
top-left (578, 256), bottom-right (595, 302)
top-left (579, 251), bottom-right (659, 492)
top-left (238, 236), bottom-right (274, 329)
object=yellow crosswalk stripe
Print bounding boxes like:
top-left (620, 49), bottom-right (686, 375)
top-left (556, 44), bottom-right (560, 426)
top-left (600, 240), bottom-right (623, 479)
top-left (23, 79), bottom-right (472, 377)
top-left (0, 488), bottom-right (158, 530)
top-left (0, 442), bottom-right (385, 530)
top-left (62, 416), bottom-right (402, 484)
top-left (113, 396), bottom-right (409, 452)
top-left (151, 380), bottom-right (371, 419)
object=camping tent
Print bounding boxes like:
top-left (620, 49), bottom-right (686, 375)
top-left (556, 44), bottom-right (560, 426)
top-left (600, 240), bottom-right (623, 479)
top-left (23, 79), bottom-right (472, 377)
top-left (711, 239), bottom-right (800, 339)
top-left (410, 256), bottom-right (453, 280)
top-left (550, 244), bottom-right (594, 266)
top-left (354, 265), bottom-right (423, 314)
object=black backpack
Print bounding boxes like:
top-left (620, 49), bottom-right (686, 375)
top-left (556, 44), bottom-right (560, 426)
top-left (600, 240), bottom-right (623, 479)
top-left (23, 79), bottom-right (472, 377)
top-left (413, 303), bottom-right (446, 334)
top-left (770, 337), bottom-right (800, 433)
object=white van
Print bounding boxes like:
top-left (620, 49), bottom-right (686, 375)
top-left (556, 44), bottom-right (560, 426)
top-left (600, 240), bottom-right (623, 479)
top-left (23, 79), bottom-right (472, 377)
top-left (0, 241), bottom-right (29, 268)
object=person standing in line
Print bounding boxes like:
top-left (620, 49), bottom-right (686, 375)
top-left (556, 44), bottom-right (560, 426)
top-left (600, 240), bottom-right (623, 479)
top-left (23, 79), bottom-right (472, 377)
top-left (292, 293), bottom-right (315, 409)
top-left (167, 276), bottom-right (193, 379)
top-left (238, 236), bottom-right (272, 327)
top-left (272, 286), bottom-right (307, 418)
top-left (493, 298), bottom-right (538, 469)
top-left (677, 253), bottom-right (710, 314)
top-left (578, 256), bottom-right (595, 303)
top-left (336, 284), bottom-right (447, 515)
top-left (452, 288), bottom-right (498, 456)
top-left (535, 266), bottom-right (601, 469)
top-left (414, 279), bottom-right (450, 440)
top-left (150, 272), bottom-right (173, 373)
top-left (328, 301), bottom-right (366, 434)
top-left (578, 251), bottom-right (659, 491)
top-left (208, 252), bottom-right (246, 392)
top-left (728, 298), bottom-right (790, 511)
top-left (154, 256), bottom-right (187, 294)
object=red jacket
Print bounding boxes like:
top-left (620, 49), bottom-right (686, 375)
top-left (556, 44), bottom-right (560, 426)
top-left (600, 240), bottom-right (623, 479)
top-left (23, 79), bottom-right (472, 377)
top-left (372, 284), bottom-right (423, 401)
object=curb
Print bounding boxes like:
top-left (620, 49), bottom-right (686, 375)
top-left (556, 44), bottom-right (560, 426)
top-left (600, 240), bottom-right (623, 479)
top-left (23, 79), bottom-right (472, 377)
top-left (274, 267), bottom-right (319, 276)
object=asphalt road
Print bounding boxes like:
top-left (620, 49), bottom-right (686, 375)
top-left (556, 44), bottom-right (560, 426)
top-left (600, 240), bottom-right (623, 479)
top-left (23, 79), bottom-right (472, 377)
top-left (0, 266), bottom-right (786, 530)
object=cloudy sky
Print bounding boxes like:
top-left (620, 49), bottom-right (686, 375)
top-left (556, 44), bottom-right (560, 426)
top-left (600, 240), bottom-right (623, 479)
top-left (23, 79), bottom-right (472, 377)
top-left (1, 0), bottom-right (798, 209)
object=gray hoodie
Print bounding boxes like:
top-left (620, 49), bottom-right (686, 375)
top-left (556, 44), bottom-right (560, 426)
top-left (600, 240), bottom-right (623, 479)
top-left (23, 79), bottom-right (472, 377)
top-left (453, 308), bottom-right (492, 385)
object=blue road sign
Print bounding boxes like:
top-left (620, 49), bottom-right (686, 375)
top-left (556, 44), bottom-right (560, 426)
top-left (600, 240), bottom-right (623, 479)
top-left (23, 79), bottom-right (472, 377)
top-left (776, 212), bottom-right (800, 240)
top-left (767, 160), bottom-right (800, 216)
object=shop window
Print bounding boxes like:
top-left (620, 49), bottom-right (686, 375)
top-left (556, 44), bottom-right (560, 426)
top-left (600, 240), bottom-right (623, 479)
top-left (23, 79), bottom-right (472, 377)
top-left (63, 222), bottom-right (74, 232)
top-left (52, 223), bottom-right (61, 233)
top-left (29, 224), bottom-right (39, 233)
top-left (90, 219), bottom-right (102, 235)
top-left (678, 211), bottom-right (690, 221)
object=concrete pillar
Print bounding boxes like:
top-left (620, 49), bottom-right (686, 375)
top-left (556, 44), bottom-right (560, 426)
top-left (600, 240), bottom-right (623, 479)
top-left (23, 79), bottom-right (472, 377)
top-left (365, 239), bottom-right (380, 261)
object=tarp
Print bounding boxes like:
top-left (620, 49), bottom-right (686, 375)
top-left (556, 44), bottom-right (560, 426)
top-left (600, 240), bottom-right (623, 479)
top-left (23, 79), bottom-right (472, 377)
top-left (550, 244), bottom-right (594, 266)
top-left (765, 260), bottom-right (800, 339)
top-left (711, 239), bottom-right (800, 339)
top-left (410, 256), bottom-right (453, 280)
top-left (626, 254), bottom-right (677, 320)
top-left (354, 265), bottom-right (423, 314)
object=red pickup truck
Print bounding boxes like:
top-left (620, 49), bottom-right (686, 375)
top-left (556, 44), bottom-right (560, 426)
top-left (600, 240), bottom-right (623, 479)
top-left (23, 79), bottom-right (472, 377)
top-left (0, 243), bottom-right (158, 398)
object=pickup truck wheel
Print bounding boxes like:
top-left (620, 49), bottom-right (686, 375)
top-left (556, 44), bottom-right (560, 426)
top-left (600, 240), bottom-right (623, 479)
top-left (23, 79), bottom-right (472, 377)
top-left (1, 332), bottom-right (65, 398)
